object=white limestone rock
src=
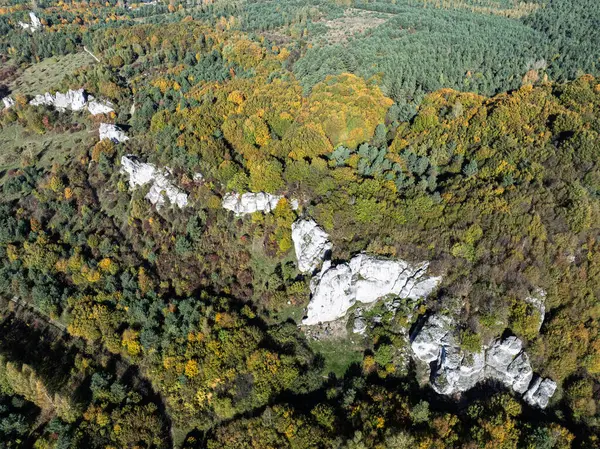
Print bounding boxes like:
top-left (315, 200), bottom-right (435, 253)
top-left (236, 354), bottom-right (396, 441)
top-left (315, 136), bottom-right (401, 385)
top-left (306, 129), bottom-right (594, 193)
top-left (54, 89), bottom-right (87, 111)
top-left (120, 156), bottom-right (188, 209)
top-left (303, 254), bottom-right (441, 325)
top-left (99, 123), bottom-right (129, 144)
top-left (486, 336), bottom-right (533, 394)
top-left (305, 263), bottom-right (354, 325)
top-left (352, 316), bottom-right (367, 335)
top-left (410, 314), bottom-right (555, 407)
top-left (19, 12), bottom-right (42, 32)
top-left (222, 192), bottom-right (282, 215)
top-left (433, 348), bottom-right (486, 395)
top-left (31, 89), bottom-right (87, 112)
top-left (2, 97), bottom-right (14, 109)
top-left (412, 314), bottom-right (454, 364)
top-left (292, 219), bottom-right (332, 273)
top-left (87, 96), bottom-right (115, 115)
top-left (524, 377), bottom-right (557, 409)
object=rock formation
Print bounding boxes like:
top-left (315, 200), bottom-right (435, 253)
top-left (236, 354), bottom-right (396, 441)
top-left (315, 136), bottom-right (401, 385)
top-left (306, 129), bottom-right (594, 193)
top-left (87, 96), bottom-right (115, 115)
top-left (30, 89), bottom-right (114, 115)
top-left (222, 192), bottom-right (282, 215)
top-left (18, 12), bottom-right (42, 32)
top-left (291, 219), bottom-right (332, 273)
top-left (523, 377), bottom-right (557, 409)
top-left (99, 123), bottom-right (129, 144)
top-left (303, 254), bottom-right (441, 325)
top-left (2, 97), bottom-right (14, 109)
top-left (121, 156), bottom-right (188, 209)
top-left (31, 89), bottom-right (87, 111)
top-left (411, 314), bottom-right (556, 408)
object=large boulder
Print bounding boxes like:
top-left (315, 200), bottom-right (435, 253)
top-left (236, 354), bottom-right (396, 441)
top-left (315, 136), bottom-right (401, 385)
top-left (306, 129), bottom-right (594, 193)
top-left (292, 219), bottom-right (332, 273)
top-left (121, 156), bottom-right (188, 209)
top-left (54, 89), bottom-right (87, 111)
top-left (99, 123), bottom-right (128, 144)
top-left (412, 314), bottom-right (454, 363)
top-left (303, 254), bottom-right (441, 325)
top-left (525, 289), bottom-right (546, 332)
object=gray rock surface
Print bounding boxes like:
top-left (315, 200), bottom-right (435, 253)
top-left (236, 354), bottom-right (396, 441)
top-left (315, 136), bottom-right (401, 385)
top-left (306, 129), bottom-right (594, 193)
top-left (352, 316), bottom-right (367, 335)
top-left (303, 254), bottom-right (441, 325)
top-left (411, 314), bottom-right (555, 408)
top-left (523, 377), bottom-right (557, 409)
top-left (120, 156), bottom-right (188, 209)
top-left (291, 219), bottom-right (332, 273)
top-left (99, 123), bottom-right (129, 144)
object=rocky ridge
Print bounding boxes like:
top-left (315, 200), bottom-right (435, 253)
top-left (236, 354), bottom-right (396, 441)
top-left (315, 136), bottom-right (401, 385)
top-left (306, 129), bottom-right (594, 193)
top-left (411, 314), bottom-right (557, 408)
top-left (30, 89), bottom-right (114, 115)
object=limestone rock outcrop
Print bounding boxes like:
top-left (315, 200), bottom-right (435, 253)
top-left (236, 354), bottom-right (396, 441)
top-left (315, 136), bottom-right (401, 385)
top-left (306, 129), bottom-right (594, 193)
top-left (2, 97), bottom-right (14, 109)
top-left (292, 219), bottom-right (332, 273)
top-left (121, 156), bottom-right (188, 209)
top-left (19, 12), bottom-right (42, 32)
top-left (31, 89), bottom-right (87, 111)
top-left (87, 96), bottom-right (115, 115)
top-left (303, 254), bottom-right (441, 325)
top-left (222, 192), bottom-right (281, 215)
top-left (99, 123), bottom-right (129, 144)
top-left (30, 89), bottom-right (114, 115)
top-left (411, 314), bottom-right (556, 408)
top-left (523, 377), bottom-right (557, 409)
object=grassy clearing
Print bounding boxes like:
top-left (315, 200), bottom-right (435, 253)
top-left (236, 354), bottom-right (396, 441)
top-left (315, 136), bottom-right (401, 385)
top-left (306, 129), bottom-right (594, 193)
top-left (309, 339), bottom-right (364, 378)
top-left (313, 8), bottom-right (392, 45)
top-left (0, 123), bottom-right (94, 182)
top-left (9, 52), bottom-right (96, 96)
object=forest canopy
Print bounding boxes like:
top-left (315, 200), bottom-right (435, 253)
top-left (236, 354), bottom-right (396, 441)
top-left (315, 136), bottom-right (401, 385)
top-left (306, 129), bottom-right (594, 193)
top-left (1, 0), bottom-right (600, 448)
